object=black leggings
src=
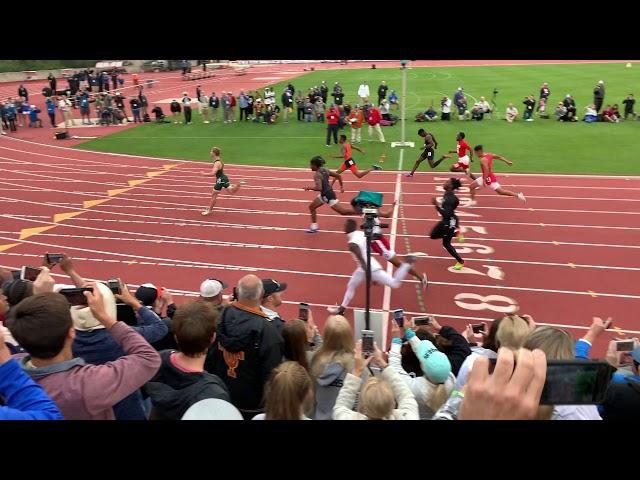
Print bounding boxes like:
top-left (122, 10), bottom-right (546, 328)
top-left (430, 220), bottom-right (463, 264)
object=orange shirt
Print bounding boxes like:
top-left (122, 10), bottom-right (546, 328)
top-left (342, 142), bottom-right (352, 160)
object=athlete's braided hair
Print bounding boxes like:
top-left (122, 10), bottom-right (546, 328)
top-left (310, 156), bottom-right (326, 168)
top-left (450, 178), bottom-right (462, 190)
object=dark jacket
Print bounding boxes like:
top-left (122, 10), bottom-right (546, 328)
top-left (146, 350), bottom-right (230, 420)
top-left (593, 84), bottom-right (605, 100)
top-left (204, 302), bottom-right (283, 414)
top-left (378, 84), bottom-right (388, 98)
top-left (600, 378), bottom-right (640, 420)
top-left (436, 326), bottom-right (472, 377)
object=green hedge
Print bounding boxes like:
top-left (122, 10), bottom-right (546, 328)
top-left (0, 60), bottom-right (98, 73)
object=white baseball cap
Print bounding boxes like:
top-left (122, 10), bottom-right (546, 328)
top-left (181, 399), bottom-right (243, 420)
top-left (200, 278), bottom-right (228, 298)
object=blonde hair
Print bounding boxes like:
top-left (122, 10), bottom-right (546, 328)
top-left (310, 315), bottom-right (354, 377)
top-left (360, 377), bottom-right (395, 420)
top-left (523, 326), bottom-right (575, 419)
top-left (495, 315), bottom-right (530, 350)
top-left (264, 361), bottom-right (313, 420)
top-left (427, 384), bottom-right (450, 412)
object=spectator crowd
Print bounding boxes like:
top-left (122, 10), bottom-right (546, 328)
top-left (1, 254), bottom-right (638, 421)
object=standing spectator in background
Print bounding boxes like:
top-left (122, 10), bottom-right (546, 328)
top-left (367, 103), bottom-right (385, 143)
top-left (563, 94), bottom-right (578, 121)
top-left (89, 74), bottom-right (99, 93)
top-left (79, 92), bottom-right (91, 125)
top-left (246, 91), bottom-right (255, 120)
top-left (199, 93), bottom-right (210, 123)
top-left (198, 278), bottom-right (229, 315)
top-left (441, 96), bottom-right (452, 121)
top-left (238, 91), bottom-right (249, 121)
top-left (58, 95), bottom-right (75, 128)
top-left (593, 80), bottom-right (605, 112)
top-left (346, 104), bottom-right (364, 143)
top-left (287, 82), bottom-right (296, 97)
top-left (523, 94), bottom-right (536, 121)
top-left (0, 103), bottom-right (5, 135)
top-left (505, 102), bottom-right (518, 122)
top-left (296, 91), bottom-right (305, 121)
top-left (358, 81), bottom-right (370, 103)
top-left (14, 98), bottom-right (24, 127)
top-left (260, 279), bottom-right (288, 333)
top-left (18, 84), bottom-right (28, 101)
top-left (229, 92), bottom-right (237, 122)
top-left (326, 104), bottom-right (340, 145)
top-left (170, 99), bottom-right (182, 123)
top-left (282, 88), bottom-right (293, 123)
top-left (28, 105), bottom-right (42, 128)
top-left (45, 97), bottom-right (56, 127)
top-left (139, 91), bottom-right (149, 118)
top-left (221, 92), bottom-right (230, 123)
top-left (539, 82), bottom-right (551, 110)
top-left (209, 91), bottom-right (219, 122)
top-left (453, 87), bottom-right (464, 107)
top-left (622, 94), bottom-right (636, 120)
top-left (47, 73), bottom-right (57, 92)
top-left (377, 81), bottom-right (388, 105)
top-left (204, 274), bottom-right (284, 419)
top-left (130, 97), bottom-right (142, 123)
top-left (182, 92), bottom-right (192, 124)
top-left (21, 103), bottom-right (32, 127)
top-left (314, 97), bottom-right (325, 123)
top-left (319, 81), bottom-right (328, 104)
top-left (332, 86), bottom-right (345, 106)
top-left (114, 92), bottom-right (129, 123)
top-left (111, 70), bottom-right (118, 91)
top-left (196, 85), bottom-right (203, 102)
top-left (303, 98), bottom-right (314, 122)
top-left (5, 99), bottom-right (17, 132)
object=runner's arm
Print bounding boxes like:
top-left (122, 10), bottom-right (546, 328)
top-left (494, 155), bottom-right (513, 166)
top-left (348, 243), bottom-right (367, 271)
top-left (425, 134), bottom-right (435, 149)
top-left (304, 171), bottom-right (323, 191)
top-left (329, 170), bottom-right (344, 191)
top-left (352, 145), bottom-right (365, 154)
top-left (204, 162), bottom-right (221, 177)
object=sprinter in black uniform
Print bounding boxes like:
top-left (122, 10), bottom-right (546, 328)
top-left (304, 156), bottom-right (351, 233)
top-left (406, 128), bottom-right (441, 177)
top-left (430, 178), bottom-right (465, 269)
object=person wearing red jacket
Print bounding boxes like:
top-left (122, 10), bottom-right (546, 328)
top-left (325, 104), bottom-right (340, 146)
top-left (367, 105), bottom-right (385, 143)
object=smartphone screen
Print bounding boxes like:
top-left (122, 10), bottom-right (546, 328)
top-left (488, 359), bottom-right (614, 405)
top-left (472, 323), bottom-right (485, 334)
top-left (106, 279), bottom-right (121, 295)
top-left (298, 303), bottom-right (309, 321)
top-left (393, 309), bottom-right (404, 327)
top-left (413, 316), bottom-right (432, 326)
top-left (21, 266), bottom-right (41, 282)
top-left (46, 253), bottom-right (63, 265)
top-left (361, 330), bottom-right (374, 356)
top-left (59, 288), bottom-right (93, 307)
top-left (616, 340), bottom-right (635, 352)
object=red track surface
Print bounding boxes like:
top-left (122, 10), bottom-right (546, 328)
top-left (0, 136), bottom-right (639, 357)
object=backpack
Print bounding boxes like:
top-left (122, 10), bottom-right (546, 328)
top-left (143, 113), bottom-right (151, 122)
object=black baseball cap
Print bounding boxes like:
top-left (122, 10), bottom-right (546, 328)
top-left (262, 279), bottom-right (287, 297)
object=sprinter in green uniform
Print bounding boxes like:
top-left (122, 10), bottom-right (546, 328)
top-left (202, 147), bottom-right (244, 216)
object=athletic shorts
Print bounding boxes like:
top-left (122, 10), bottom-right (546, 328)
top-left (371, 235), bottom-right (396, 260)
top-left (419, 148), bottom-right (434, 161)
top-left (474, 174), bottom-right (501, 191)
top-left (319, 190), bottom-right (339, 206)
top-left (430, 217), bottom-right (457, 239)
top-left (453, 155), bottom-right (470, 170)
top-left (80, 107), bottom-right (89, 115)
top-left (341, 158), bottom-right (357, 173)
top-left (214, 175), bottom-right (231, 191)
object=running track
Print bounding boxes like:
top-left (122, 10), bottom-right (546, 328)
top-left (0, 136), bottom-right (638, 357)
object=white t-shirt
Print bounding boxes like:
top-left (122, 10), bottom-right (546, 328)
top-left (347, 230), bottom-right (383, 272)
top-left (442, 99), bottom-right (451, 113)
top-left (182, 96), bottom-right (192, 106)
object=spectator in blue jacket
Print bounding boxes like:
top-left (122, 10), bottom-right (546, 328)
top-left (79, 92), bottom-right (91, 125)
top-left (45, 98), bottom-right (57, 127)
top-left (28, 105), bottom-right (42, 127)
top-left (5, 99), bottom-right (17, 132)
top-left (0, 328), bottom-right (63, 420)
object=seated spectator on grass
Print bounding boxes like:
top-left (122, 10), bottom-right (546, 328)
top-left (583, 104), bottom-right (598, 122)
top-left (253, 361), bottom-right (313, 420)
top-left (260, 279), bottom-right (287, 332)
top-left (522, 94), bottom-right (536, 121)
top-left (505, 103), bottom-right (518, 122)
top-left (563, 94), bottom-right (578, 121)
top-left (310, 315), bottom-right (354, 420)
top-left (146, 301), bottom-right (230, 420)
top-left (6, 288), bottom-right (161, 420)
top-left (457, 96), bottom-right (471, 120)
top-left (205, 274), bottom-right (284, 419)
top-left (471, 103), bottom-right (484, 121)
top-left (151, 105), bottom-right (170, 123)
top-left (523, 326), bottom-right (602, 420)
top-left (388, 319), bottom-right (454, 419)
top-left (388, 90), bottom-right (399, 109)
top-left (478, 96), bottom-right (492, 115)
top-left (601, 104), bottom-right (619, 123)
top-left (555, 102), bottom-right (568, 121)
top-left (333, 341), bottom-right (419, 420)
top-left (0, 330), bottom-right (63, 420)
top-left (28, 105), bottom-right (42, 127)
top-left (456, 314), bottom-right (534, 390)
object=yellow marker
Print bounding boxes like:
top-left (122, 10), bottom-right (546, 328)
top-left (53, 211), bottom-right (83, 223)
top-left (83, 199), bottom-right (110, 209)
top-left (163, 164), bottom-right (178, 170)
top-left (19, 226), bottom-right (55, 240)
top-left (379, 154), bottom-right (386, 164)
top-left (0, 243), bottom-right (19, 252)
top-left (588, 290), bottom-right (598, 298)
top-left (146, 171), bottom-right (164, 178)
top-left (613, 326), bottom-right (626, 336)
top-left (107, 188), bottom-right (132, 197)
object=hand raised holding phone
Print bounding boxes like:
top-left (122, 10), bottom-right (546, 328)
top-left (83, 282), bottom-right (117, 328)
top-left (353, 340), bottom-right (373, 378)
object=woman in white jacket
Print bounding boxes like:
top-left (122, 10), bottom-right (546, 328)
top-left (387, 320), bottom-right (455, 419)
top-left (333, 341), bottom-right (419, 420)
top-left (358, 82), bottom-right (370, 103)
